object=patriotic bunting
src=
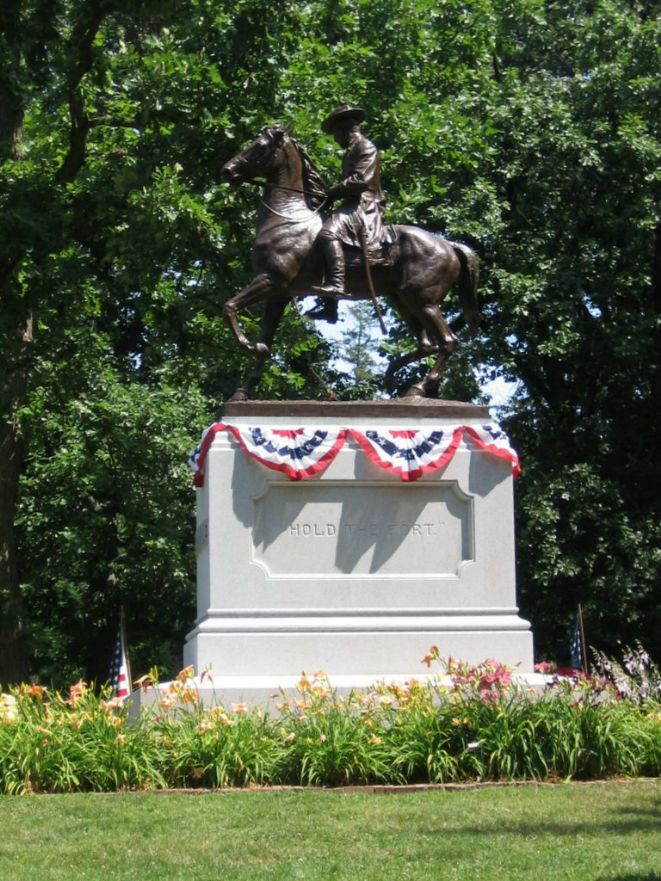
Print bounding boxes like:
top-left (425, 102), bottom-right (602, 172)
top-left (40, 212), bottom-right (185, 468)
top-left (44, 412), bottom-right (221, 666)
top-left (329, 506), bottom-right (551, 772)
top-left (224, 425), bottom-right (347, 480)
top-left (349, 427), bottom-right (464, 482)
top-left (189, 422), bottom-right (520, 485)
top-left (189, 422), bottom-right (227, 487)
top-left (463, 424), bottom-right (522, 478)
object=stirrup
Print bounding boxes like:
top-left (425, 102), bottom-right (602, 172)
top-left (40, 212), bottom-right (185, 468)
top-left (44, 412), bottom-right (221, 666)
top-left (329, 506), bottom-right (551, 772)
top-left (306, 299), bottom-right (340, 322)
top-left (312, 284), bottom-right (344, 297)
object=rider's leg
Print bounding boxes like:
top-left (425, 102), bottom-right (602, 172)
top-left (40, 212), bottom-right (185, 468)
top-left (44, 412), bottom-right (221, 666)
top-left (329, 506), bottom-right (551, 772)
top-left (319, 231), bottom-right (345, 295)
top-left (306, 230), bottom-right (344, 321)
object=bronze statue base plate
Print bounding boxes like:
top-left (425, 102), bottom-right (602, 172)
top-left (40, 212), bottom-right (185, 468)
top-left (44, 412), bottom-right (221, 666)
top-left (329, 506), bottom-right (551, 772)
top-left (221, 398), bottom-right (490, 421)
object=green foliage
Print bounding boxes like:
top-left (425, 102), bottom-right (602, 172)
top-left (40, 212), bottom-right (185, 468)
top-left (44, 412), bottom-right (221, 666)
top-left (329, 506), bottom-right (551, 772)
top-left (1, 0), bottom-right (659, 680)
top-left (1, 657), bottom-right (659, 793)
top-left (275, 675), bottom-right (393, 785)
top-left (0, 681), bottom-right (165, 794)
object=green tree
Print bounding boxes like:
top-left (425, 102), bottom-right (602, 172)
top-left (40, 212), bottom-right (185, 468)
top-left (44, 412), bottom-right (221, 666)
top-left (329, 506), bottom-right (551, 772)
top-left (331, 301), bottom-right (382, 399)
top-left (0, 0), bottom-right (330, 683)
top-left (485, 0), bottom-right (661, 659)
top-left (2, 0), bottom-right (659, 683)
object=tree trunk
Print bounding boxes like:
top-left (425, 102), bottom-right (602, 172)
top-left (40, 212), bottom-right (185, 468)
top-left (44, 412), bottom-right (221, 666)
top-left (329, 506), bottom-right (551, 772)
top-left (0, 4), bottom-right (107, 683)
top-left (0, 319), bottom-right (31, 684)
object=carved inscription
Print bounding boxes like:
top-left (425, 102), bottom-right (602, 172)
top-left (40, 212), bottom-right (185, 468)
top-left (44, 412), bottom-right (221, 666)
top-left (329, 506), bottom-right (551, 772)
top-left (251, 481), bottom-right (473, 578)
top-left (288, 521), bottom-right (442, 537)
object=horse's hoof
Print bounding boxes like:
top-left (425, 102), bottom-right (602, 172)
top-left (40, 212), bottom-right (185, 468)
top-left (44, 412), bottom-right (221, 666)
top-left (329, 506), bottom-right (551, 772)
top-left (401, 384), bottom-right (427, 399)
top-left (228, 388), bottom-right (249, 403)
top-left (255, 342), bottom-right (271, 358)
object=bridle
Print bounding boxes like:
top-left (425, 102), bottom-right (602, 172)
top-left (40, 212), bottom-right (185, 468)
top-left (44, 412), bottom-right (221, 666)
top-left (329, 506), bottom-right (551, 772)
top-left (234, 132), bottom-right (328, 220)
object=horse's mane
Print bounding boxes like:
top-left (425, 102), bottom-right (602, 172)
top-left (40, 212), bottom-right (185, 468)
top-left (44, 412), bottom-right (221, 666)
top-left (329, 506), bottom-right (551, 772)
top-left (290, 137), bottom-right (327, 210)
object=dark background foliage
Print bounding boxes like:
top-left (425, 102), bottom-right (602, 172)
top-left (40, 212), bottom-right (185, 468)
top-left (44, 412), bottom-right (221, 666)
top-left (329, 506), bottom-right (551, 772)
top-left (1, 0), bottom-right (659, 685)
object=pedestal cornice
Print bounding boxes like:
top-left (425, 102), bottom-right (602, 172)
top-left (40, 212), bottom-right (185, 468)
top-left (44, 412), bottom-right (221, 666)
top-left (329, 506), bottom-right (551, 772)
top-left (220, 398), bottom-right (490, 421)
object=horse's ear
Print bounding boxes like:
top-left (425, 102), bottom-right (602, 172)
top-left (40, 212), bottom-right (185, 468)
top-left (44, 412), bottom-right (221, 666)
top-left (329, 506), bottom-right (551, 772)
top-left (283, 121), bottom-right (293, 134)
top-left (271, 125), bottom-right (287, 144)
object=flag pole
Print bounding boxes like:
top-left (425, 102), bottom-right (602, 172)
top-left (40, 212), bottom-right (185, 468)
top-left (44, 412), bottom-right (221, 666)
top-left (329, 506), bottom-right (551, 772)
top-left (577, 603), bottom-right (588, 675)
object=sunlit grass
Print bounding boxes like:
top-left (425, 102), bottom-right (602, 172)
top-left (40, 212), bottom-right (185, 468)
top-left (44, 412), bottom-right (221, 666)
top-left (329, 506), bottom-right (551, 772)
top-left (0, 781), bottom-right (659, 881)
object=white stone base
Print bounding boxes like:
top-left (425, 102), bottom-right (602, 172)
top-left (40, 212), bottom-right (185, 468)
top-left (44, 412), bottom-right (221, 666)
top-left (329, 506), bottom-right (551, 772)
top-left (184, 400), bottom-right (534, 690)
top-left (183, 613), bottom-right (533, 677)
top-left (129, 672), bottom-right (550, 715)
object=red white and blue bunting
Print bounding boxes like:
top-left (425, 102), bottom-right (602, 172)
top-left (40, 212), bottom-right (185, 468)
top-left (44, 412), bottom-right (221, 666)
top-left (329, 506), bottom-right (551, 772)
top-left (350, 427), bottom-right (464, 482)
top-left (225, 425), bottom-right (347, 481)
top-left (189, 422), bottom-right (520, 486)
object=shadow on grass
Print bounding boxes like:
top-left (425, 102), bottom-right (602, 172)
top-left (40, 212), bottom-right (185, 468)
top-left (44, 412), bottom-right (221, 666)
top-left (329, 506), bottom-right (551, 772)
top-left (426, 814), bottom-right (660, 838)
top-left (430, 795), bottom-right (661, 841)
top-left (613, 803), bottom-right (661, 820)
top-left (597, 875), bottom-right (661, 881)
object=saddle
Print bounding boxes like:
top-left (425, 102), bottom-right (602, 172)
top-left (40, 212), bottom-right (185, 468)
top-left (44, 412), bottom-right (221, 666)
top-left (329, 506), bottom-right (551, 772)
top-left (345, 225), bottom-right (398, 269)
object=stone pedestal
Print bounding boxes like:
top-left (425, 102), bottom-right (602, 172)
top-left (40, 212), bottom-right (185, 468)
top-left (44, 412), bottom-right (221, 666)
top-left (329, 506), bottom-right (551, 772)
top-left (182, 400), bottom-right (534, 694)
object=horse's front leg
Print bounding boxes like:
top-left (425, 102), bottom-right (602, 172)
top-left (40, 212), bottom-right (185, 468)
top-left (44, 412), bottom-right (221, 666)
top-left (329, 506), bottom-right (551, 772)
top-left (229, 297), bottom-right (289, 402)
top-left (223, 272), bottom-right (277, 356)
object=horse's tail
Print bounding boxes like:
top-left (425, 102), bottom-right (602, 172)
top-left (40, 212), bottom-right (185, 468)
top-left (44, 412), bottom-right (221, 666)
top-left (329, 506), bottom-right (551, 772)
top-left (450, 242), bottom-right (480, 337)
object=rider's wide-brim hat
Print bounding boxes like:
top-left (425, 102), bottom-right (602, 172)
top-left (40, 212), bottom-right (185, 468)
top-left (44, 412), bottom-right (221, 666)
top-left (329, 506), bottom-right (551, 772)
top-left (322, 105), bottom-right (366, 133)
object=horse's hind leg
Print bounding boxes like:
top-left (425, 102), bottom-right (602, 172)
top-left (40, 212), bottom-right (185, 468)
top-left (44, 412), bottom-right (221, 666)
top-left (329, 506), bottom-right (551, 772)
top-left (383, 296), bottom-right (438, 392)
top-left (421, 302), bottom-right (458, 355)
top-left (401, 299), bottom-right (457, 398)
top-left (229, 296), bottom-right (289, 402)
top-left (384, 326), bottom-right (438, 393)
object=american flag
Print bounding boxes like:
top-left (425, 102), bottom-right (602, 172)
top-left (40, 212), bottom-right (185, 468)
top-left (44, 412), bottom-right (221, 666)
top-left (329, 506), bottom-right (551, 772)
top-left (569, 618), bottom-right (582, 670)
top-left (570, 606), bottom-right (586, 672)
top-left (109, 610), bottom-right (132, 699)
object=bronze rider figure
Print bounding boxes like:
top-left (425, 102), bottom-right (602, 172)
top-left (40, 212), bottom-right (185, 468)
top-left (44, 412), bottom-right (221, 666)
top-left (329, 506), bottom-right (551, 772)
top-left (307, 105), bottom-right (386, 323)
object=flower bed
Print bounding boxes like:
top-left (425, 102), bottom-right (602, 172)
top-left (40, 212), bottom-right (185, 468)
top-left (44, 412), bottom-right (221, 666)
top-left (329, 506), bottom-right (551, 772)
top-left (1, 655), bottom-right (659, 793)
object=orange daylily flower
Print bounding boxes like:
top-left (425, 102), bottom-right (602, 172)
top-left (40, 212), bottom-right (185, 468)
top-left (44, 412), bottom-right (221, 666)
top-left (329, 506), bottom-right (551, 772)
top-left (68, 679), bottom-right (86, 704)
top-left (176, 665), bottom-right (195, 683)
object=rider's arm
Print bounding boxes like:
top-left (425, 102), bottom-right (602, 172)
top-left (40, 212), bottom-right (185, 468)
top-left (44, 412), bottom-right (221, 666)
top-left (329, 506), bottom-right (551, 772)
top-left (334, 138), bottom-right (378, 198)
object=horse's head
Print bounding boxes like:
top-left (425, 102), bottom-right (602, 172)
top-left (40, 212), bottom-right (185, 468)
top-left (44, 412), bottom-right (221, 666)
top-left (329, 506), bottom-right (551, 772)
top-left (221, 125), bottom-right (290, 186)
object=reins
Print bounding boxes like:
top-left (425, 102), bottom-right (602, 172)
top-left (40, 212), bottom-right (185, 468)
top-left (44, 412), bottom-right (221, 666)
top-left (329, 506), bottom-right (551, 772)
top-left (258, 195), bottom-right (327, 221)
top-left (266, 182), bottom-right (325, 199)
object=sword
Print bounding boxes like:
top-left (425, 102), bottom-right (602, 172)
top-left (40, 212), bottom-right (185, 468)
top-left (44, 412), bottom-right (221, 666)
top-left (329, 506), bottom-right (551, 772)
top-left (359, 228), bottom-right (387, 336)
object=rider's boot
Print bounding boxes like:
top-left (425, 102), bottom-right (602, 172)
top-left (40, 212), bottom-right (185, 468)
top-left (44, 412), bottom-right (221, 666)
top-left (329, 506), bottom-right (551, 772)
top-left (307, 233), bottom-right (344, 322)
top-left (306, 297), bottom-right (338, 322)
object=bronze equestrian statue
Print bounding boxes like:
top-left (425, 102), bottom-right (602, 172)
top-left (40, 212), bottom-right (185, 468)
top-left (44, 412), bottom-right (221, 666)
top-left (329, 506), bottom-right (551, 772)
top-left (220, 106), bottom-right (480, 401)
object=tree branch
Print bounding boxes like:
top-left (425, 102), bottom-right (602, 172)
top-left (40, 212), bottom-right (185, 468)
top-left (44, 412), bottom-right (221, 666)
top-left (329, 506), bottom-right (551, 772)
top-left (55, 4), bottom-right (109, 184)
top-left (89, 116), bottom-right (140, 129)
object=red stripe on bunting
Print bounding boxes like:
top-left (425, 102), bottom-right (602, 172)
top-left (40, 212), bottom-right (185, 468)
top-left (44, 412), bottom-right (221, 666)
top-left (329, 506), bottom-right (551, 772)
top-left (192, 422), bottom-right (227, 487)
top-left (271, 428), bottom-right (306, 438)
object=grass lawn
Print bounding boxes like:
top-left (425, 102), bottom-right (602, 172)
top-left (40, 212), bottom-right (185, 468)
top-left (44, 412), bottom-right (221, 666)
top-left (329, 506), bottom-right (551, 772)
top-left (1, 780), bottom-right (659, 881)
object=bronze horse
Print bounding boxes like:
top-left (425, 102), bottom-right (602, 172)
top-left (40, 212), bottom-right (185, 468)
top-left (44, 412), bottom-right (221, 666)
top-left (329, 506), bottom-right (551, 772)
top-left (220, 125), bottom-right (480, 400)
